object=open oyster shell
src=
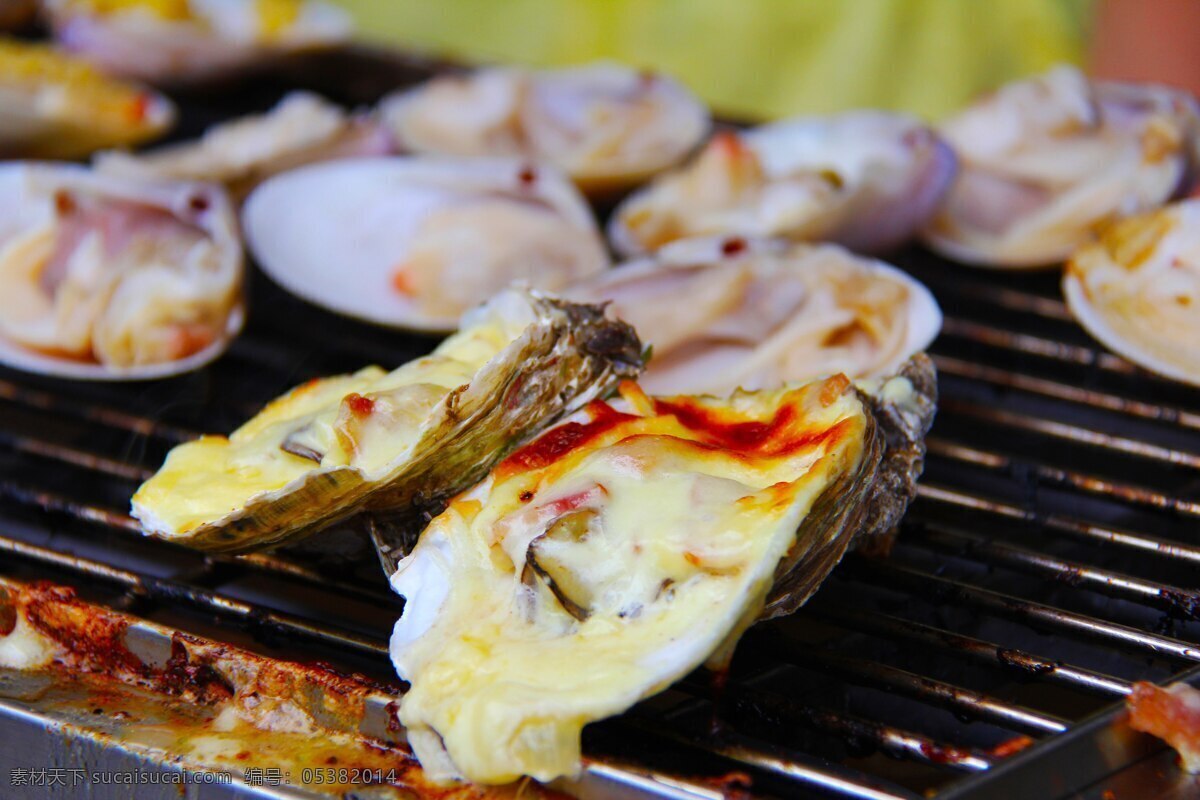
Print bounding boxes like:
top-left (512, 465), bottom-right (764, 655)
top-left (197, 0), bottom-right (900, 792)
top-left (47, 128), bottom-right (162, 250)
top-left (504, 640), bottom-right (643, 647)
top-left (380, 62), bottom-right (710, 197)
top-left (389, 357), bottom-right (936, 784)
top-left (96, 91), bottom-right (394, 201)
top-left (0, 38), bottom-right (174, 159)
top-left (923, 66), bottom-right (1200, 269)
top-left (568, 236), bottom-right (941, 396)
top-left (44, 0), bottom-right (352, 85)
top-left (242, 156), bottom-right (610, 332)
top-left (1064, 200), bottom-right (1200, 387)
top-left (131, 289), bottom-right (643, 553)
top-left (609, 111), bottom-right (956, 257)
top-left (0, 162), bottom-right (243, 380)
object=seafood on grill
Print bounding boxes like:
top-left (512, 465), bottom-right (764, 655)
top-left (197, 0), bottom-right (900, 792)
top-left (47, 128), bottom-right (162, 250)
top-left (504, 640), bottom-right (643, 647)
top-left (131, 289), bottom-right (643, 553)
top-left (1064, 200), bottom-right (1200, 387)
top-left (380, 62), bottom-right (709, 196)
top-left (0, 38), bottom-right (174, 159)
top-left (923, 66), bottom-right (1200, 268)
top-left (0, 162), bottom-right (243, 380)
top-left (241, 157), bottom-right (610, 331)
top-left (389, 357), bottom-right (936, 784)
top-left (568, 236), bottom-right (941, 396)
top-left (1127, 681), bottom-right (1200, 773)
top-left (96, 91), bottom-right (394, 201)
top-left (43, 0), bottom-right (352, 85)
top-left (608, 111), bottom-right (956, 256)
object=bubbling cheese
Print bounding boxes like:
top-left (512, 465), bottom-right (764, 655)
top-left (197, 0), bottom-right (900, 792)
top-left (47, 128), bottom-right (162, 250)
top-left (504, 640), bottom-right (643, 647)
top-left (389, 376), bottom-right (870, 784)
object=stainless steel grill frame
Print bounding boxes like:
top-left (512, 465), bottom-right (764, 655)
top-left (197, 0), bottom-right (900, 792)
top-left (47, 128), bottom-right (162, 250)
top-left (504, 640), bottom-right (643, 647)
top-left (2, 48), bottom-right (1199, 800)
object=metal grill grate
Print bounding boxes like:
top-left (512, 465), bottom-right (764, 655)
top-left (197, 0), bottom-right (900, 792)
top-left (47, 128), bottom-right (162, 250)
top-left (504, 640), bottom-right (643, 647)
top-left (2, 50), bottom-right (1199, 800)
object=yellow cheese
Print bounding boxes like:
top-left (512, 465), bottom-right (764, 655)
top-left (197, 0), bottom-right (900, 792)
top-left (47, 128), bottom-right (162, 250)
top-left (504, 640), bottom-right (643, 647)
top-left (390, 376), bottom-right (868, 784)
top-left (132, 310), bottom-right (524, 535)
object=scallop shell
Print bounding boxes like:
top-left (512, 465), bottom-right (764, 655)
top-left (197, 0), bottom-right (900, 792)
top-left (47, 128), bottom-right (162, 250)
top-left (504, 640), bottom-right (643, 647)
top-left (1064, 200), bottom-right (1200, 387)
top-left (96, 91), bottom-right (394, 201)
top-left (0, 162), bottom-right (243, 381)
top-left (388, 356), bottom-right (936, 784)
top-left (242, 156), bottom-right (610, 332)
top-left (44, 0), bottom-right (352, 85)
top-left (568, 236), bottom-right (941, 396)
top-left (380, 62), bottom-right (710, 197)
top-left (0, 39), bottom-right (175, 159)
top-left (923, 66), bottom-right (1200, 269)
top-left (131, 288), bottom-right (644, 553)
top-left (608, 111), bottom-right (956, 257)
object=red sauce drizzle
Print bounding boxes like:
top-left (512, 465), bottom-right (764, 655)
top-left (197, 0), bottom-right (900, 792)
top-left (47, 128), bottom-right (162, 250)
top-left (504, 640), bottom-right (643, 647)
top-left (653, 395), bottom-right (851, 458)
top-left (345, 393), bottom-right (375, 417)
top-left (500, 401), bottom-right (636, 474)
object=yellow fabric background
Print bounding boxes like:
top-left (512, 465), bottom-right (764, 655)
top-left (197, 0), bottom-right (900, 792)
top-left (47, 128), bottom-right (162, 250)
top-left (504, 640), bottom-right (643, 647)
top-left (332, 0), bottom-right (1092, 120)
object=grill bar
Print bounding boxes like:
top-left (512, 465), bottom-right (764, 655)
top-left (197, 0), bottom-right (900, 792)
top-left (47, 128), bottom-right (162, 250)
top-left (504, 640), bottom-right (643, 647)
top-left (808, 607), bottom-right (1132, 697)
top-left (901, 525), bottom-right (1200, 619)
top-left (925, 439), bottom-right (1200, 517)
top-left (850, 558), bottom-right (1200, 662)
top-left (765, 641), bottom-right (1068, 735)
top-left (916, 484), bottom-right (1200, 565)
top-left (0, 377), bottom-right (198, 443)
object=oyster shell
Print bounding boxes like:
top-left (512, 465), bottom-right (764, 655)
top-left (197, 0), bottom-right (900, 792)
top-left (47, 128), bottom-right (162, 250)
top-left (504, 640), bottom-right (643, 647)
top-left (96, 91), bottom-right (394, 201)
top-left (380, 62), bottom-right (710, 196)
top-left (0, 162), bottom-right (243, 380)
top-left (0, 38), bottom-right (175, 159)
top-left (923, 66), bottom-right (1200, 268)
top-left (609, 111), bottom-right (956, 256)
top-left (1064, 200), bottom-right (1200, 387)
top-left (242, 156), bottom-right (610, 332)
top-left (389, 357), bottom-right (936, 784)
top-left (44, 0), bottom-right (352, 85)
top-left (131, 288), bottom-right (643, 553)
top-left (568, 236), bottom-right (941, 396)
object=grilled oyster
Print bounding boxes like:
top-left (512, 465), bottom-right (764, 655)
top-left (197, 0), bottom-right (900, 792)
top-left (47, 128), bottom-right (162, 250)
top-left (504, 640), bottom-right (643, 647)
top-left (0, 38), bottom-right (174, 159)
top-left (609, 112), bottom-right (956, 256)
top-left (96, 91), bottom-right (394, 201)
top-left (1064, 200), bottom-right (1200, 387)
top-left (568, 237), bottom-right (941, 396)
top-left (242, 157), bottom-right (610, 332)
top-left (44, 0), bottom-right (352, 85)
top-left (0, 163), bottom-right (243, 380)
top-left (923, 66), bottom-right (1199, 268)
top-left (380, 62), bottom-right (709, 196)
top-left (131, 289), bottom-right (643, 553)
top-left (390, 357), bottom-right (936, 784)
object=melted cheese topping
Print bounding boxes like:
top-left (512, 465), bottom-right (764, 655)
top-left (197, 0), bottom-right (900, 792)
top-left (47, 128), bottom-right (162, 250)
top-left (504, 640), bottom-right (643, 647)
top-left (0, 612), bottom-right (62, 670)
top-left (1066, 201), bottom-right (1200, 384)
top-left (132, 301), bottom-right (528, 535)
top-left (390, 376), bottom-right (868, 784)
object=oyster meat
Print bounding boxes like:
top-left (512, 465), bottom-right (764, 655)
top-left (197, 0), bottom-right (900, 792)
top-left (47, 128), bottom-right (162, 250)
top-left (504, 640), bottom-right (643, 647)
top-left (569, 236), bottom-right (941, 396)
top-left (923, 66), bottom-right (1199, 268)
top-left (0, 38), bottom-right (174, 159)
top-left (44, 0), bottom-right (352, 85)
top-left (97, 91), bottom-right (395, 200)
top-left (380, 62), bottom-right (709, 196)
top-left (390, 358), bottom-right (936, 784)
top-left (0, 163), bottom-right (243, 380)
top-left (242, 156), bottom-right (610, 332)
top-left (609, 111), bottom-right (956, 256)
top-left (131, 289), bottom-right (643, 553)
top-left (1127, 681), bottom-right (1200, 773)
top-left (1064, 200), bottom-right (1200, 387)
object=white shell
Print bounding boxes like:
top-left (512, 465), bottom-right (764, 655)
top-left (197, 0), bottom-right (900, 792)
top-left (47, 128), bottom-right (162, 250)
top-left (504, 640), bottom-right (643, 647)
top-left (568, 236), bottom-right (941, 396)
top-left (380, 62), bottom-right (710, 195)
top-left (924, 66), bottom-right (1199, 269)
top-left (45, 0), bottom-right (353, 85)
top-left (608, 111), bottom-right (956, 257)
top-left (1064, 200), bottom-right (1200, 387)
top-left (242, 156), bottom-right (610, 332)
top-left (96, 91), bottom-right (394, 199)
top-left (0, 162), bottom-right (244, 381)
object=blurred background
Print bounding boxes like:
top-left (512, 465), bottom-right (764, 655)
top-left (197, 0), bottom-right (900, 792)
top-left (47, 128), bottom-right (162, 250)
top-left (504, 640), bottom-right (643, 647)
top-left (329, 0), bottom-right (1199, 121)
